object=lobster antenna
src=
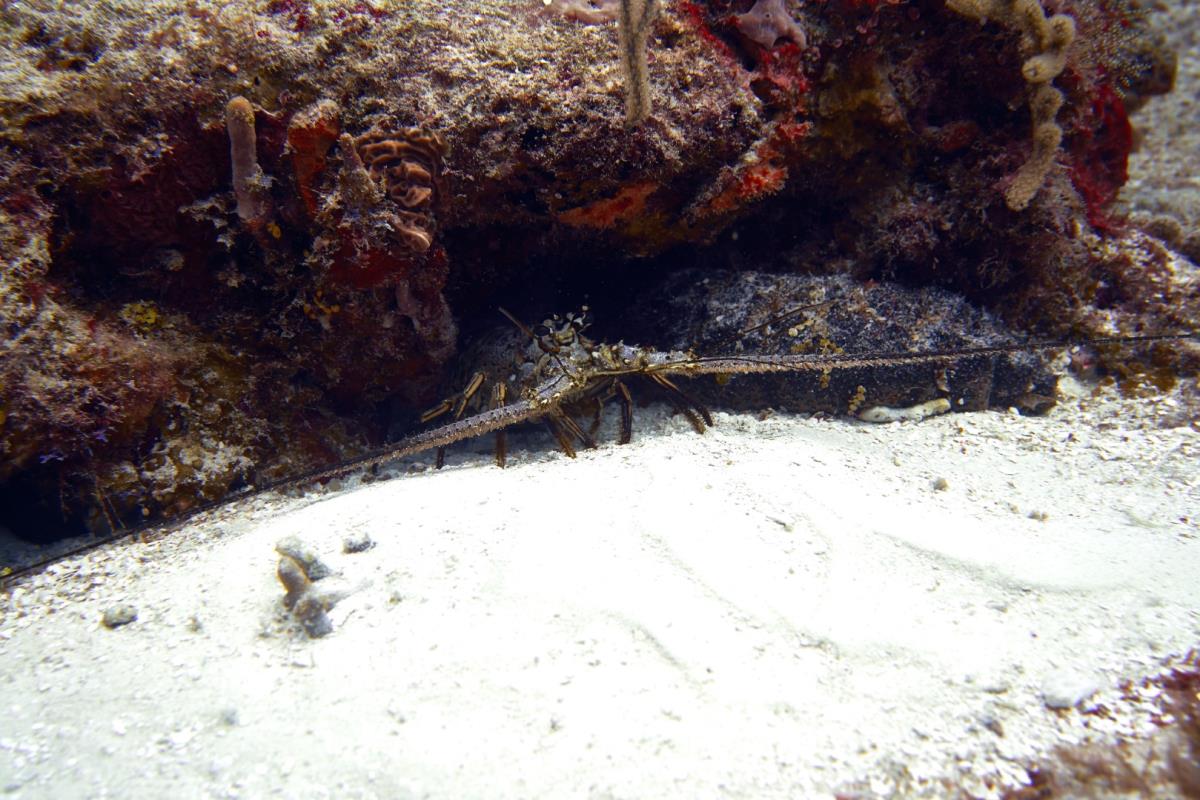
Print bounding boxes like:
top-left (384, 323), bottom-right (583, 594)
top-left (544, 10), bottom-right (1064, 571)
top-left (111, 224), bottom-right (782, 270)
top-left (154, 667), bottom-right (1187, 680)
top-left (695, 298), bottom-right (838, 355)
top-left (498, 306), bottom-right (538, 343)
top-left (678, 331), bottom-right (1200, 376)
top-left (735, 299), bottom-right (836, 346)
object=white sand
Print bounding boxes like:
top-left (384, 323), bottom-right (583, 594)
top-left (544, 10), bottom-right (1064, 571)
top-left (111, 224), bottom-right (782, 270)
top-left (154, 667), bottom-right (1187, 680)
top-left (2, 390), bottom-right (1198, 798)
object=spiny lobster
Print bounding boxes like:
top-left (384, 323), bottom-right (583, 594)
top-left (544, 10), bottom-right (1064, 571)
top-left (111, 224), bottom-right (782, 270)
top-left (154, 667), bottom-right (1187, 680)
top-left (1, 304), bottom-right (1195, 582)
top-left (294, 305), bottom-right (1195, 482)
top-left (418, 307), bottom-right (718, 468)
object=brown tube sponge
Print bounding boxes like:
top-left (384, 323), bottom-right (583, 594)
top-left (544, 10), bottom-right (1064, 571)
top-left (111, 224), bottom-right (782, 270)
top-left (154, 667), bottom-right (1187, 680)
top-left (225, 96), bottom-right (272, 228)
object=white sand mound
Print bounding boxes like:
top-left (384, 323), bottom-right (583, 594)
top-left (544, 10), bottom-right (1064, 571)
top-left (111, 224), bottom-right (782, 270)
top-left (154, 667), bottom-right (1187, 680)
top-left (2, 396), bottom-right (1198, 798)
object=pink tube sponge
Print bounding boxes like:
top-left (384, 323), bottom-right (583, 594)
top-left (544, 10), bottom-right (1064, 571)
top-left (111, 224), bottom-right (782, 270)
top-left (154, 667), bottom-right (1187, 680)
top-left (736, 0), bottom-right (806, 50)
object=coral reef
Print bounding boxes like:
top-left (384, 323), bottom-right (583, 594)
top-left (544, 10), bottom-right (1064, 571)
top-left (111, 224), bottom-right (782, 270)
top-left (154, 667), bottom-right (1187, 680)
top-left (0, 0), bottom-right (1192, 542)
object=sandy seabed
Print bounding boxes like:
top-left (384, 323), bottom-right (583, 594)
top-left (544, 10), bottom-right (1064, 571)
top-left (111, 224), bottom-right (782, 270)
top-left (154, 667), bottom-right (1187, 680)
top-left (1, 387), bottom-right (1197, 798)
top-left (1, 0), bottom-right (1198, 794)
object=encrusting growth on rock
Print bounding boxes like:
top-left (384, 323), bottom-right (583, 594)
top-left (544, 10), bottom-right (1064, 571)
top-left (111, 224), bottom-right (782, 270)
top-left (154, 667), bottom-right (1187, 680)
top-left (945, 0), bottom-right (1075, 210)
top-left (336, 132), bottom-right (385, 210)
top-left (348, 127), bottom-right (449, 252)
top-left (541, 0), bottom-right (621, 24)
top-left (735, 0), bottom-right (807, 50)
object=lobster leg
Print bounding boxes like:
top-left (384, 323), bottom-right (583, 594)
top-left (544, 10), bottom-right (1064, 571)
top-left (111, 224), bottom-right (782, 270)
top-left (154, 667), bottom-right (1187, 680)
top-left (614, 379), bottom-right (634, 445)
top-left (554, 409), bottom-right (597, 451)
top-left (421, 371), bottom-right (486, 469)
top-left (649, 373), bottom-right (713, 433)
top-left (545, 414), bottom-right (578, 459)
top-left (490, 381), bottom-right (508, 468)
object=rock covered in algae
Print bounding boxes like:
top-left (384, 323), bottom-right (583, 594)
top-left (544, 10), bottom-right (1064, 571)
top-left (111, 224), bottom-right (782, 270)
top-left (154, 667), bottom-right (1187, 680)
top-left (620, 270), bottom-right (1060, 417)
top-left (0, 0), bottom-right (1192, 541)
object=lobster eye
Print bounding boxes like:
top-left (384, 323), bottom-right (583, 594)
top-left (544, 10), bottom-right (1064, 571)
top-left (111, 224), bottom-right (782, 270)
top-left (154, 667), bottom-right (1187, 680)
top-left (533, 324), bottom-right (560, 353)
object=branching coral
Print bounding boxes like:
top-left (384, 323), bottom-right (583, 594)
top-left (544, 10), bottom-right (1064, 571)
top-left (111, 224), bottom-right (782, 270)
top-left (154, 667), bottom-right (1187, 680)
top-left (945, 0), bottom-right (1075, 210)
top-left (616, 0), bottom-right (661, 126)
top-left (1007, 82), bottom-right (1066, 211)
top-left (542, 0), bottom-right (661, 126)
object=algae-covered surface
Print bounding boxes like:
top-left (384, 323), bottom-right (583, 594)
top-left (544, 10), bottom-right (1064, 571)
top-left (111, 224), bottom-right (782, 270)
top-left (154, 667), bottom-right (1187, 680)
top-left (1, 0), bottom-right (1199, 796)
top-left (0, 0), bottom-right (1196, 539)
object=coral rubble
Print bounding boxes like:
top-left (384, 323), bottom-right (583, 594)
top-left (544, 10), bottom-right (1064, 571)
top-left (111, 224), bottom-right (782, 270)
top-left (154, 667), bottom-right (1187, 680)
top-left (275, 537), bottom-right (341, 638)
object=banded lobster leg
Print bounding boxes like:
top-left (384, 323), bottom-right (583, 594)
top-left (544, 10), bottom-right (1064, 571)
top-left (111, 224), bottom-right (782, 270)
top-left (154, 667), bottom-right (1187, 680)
top-left (420, 371), bottom-right (491, 469)
top-left (646, 373), bottom-right (714, 434)
top-left (591, 378), bottom-right (635, 445)
top-left (423, 373), bottom-right (599, 467)
top-left (424, 373), bottom-right (598, 466)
